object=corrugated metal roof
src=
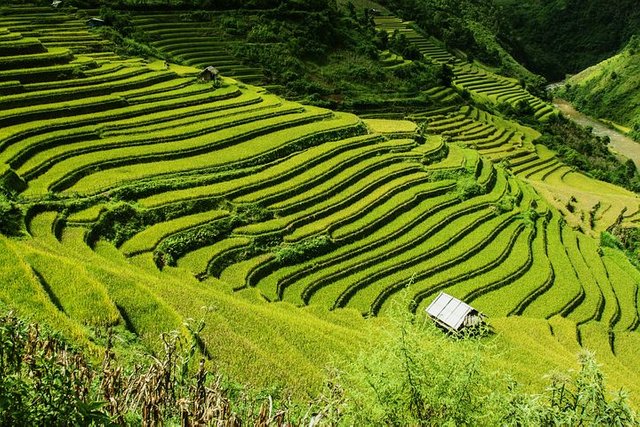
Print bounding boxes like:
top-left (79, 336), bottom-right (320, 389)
top-left (426, 292), bottom-right (476, 331)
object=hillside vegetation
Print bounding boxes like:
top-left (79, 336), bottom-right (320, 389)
top-left (4, 307), bottom-right (639, 425)
top-left (376, 0), bottom-right (640, 83)
top-left (122, 5), bottom-right (446, 111)
top-left (1, 2), bottom-right (640, 423)
top-left (559, 36), bottom-right (640, 140)
top-left (375, 0), bottom-right (544, 88)
top-left (495, 0), bottom-right (640, 80)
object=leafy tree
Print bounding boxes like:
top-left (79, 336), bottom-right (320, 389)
top-left (0, 192), bottom-right (23, 237)
top-left (438, 63), bottom-right (454, 87)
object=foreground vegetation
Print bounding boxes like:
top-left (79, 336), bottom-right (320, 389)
top-left (2, 308), bottom-right (638, 425)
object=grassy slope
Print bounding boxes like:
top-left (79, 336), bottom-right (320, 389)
top-left (561, 43), bottom-right (640, 136)
top-left (4, 231), bottom-right (640, 405)
top-left (1, 230), bottom-right (380, 394)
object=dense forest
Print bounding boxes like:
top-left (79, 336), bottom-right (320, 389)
top-left (377, 0), bottom-right (541, 84)
top-left (495, 0), bottom-right (640, 80)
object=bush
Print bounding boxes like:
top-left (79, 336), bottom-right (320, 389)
top-left (99, 7), bottom-right (133, 36)
top-left (0, 194), bottom-right (23, 237)
top-left (339, 300), bottom-right (501, 426)
top-left (438, 63), bottom-right (454, 87)
top-left (0, 310), bottom-right (304, 425)
top-left (247, 23), bottom-right (281, 43)
top-left (495, 194), bottom-right (517, 213)
top-left (336, 296), bottom-right (639, 426)
top-left (456, 176), bottom-right (485, 200)
top-left (503, 351), bottom-right (638, 426)
top-left (601, 231), bottom-right (623, 250)
top-left (89, 202), bottom-right (146, 246)
top-left (498, 99), bottom-right (534, 119)
top-left (179, 10), bottom-right (211, 22)
top-left (0, 311), bottom-right (111, 425)
top-left (631, 122), bottom-right (640, 141)
top-left (274, 234), bottom-right (332, 264)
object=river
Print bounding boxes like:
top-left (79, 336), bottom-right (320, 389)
top-left (553, 98), bottom-right (640, 169)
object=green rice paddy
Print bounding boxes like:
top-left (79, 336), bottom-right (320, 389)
top-left (1, 5), bottom-right (639, 403)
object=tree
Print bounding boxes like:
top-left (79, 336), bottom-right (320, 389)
top-left (625, 159), bottom-right (637, 178)
top-left (375, 29), bottom-right (389, 50)
top-left (438, 63), bottom-right (454, 87)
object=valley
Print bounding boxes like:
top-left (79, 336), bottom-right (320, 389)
top-left (554, 98), bottom-right (640, 168)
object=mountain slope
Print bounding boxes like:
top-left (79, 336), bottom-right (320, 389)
top-left (558, 37), bottom-right (640, 139)
top-left (375, 0), bottom-right (543, 86)
top-left (495, 0), bottom-right (640, 80)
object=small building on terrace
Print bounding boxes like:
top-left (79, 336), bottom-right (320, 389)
top-left (200, 66), bottom-right (219, 82)
top-left (426, 292), bottom-right (485, 333)
top-left (86, 18), bottom-right (106, 28)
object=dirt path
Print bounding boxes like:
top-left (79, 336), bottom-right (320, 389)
top-left (554, 98), bottom-right (640, 169)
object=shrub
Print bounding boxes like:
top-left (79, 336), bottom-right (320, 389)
top-left (456, 176), bottom-right (485, 200)
top-left (631, 122), bottom-right (640, 141)
top-left (600, 231), bottom-right (623, 250)
top-left (246, 23), bottom-right (281, 43)
top-left (0, 194), bottom-right (23, 237)
top-left (438, 63), bottom-right (454, 87)
top-left (153, 204), bottom-right (271, 268)
top-left (339, 298), bottom-right (501, 426)
top-left (336, 296), bottom-right (639, 426)
top-left (495, 194), bottom-right (517, 213)
top-left (375, 29), bottom-right (389, 50)
top-left (179, 10), bottom-right (211, 22)
top-left (498, 99), bottom-right (534, 119)
top-left (99, 7), bottom-right (133, 36)
top-left (0, 310), bottom-right (302, 425)
top-left (503, 351), bottom-right (638, 426)
top-left (274, 234), bottom-right (332, 264)
top-left (0, 311), bottom-right (110, 425)
top-left (89, 202), bottom-right (146, 246)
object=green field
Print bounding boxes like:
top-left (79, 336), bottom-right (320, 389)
top-left (1, 4), bottom-right (640, 417)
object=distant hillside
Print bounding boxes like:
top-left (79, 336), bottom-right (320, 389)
top-left (495, 0), bottom-right (640, 80)
top-left (376, 0), bottom-right (544, 87)
top-left (559, 36), bottom-right (640, 139)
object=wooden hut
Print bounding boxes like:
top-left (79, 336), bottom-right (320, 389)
top-left (200, 66), bottom-right (219, 82)
top-left (425, 292), bottom-right (485, 333)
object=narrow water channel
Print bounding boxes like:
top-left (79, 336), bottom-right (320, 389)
top-left (553, 98), bottom-right (640, 169)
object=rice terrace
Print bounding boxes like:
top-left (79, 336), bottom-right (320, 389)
top-left (1, 0), bottom-right (640, 424)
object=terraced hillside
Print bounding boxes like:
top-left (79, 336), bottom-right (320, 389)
top-left (130, 12), bottom-right (265, 84)
top-left (407, 104), bottom-right (640, 234)
top-left (374, 14), bottom-right (556, 121)
top-left (1, 6), bottom-right (640, 400)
